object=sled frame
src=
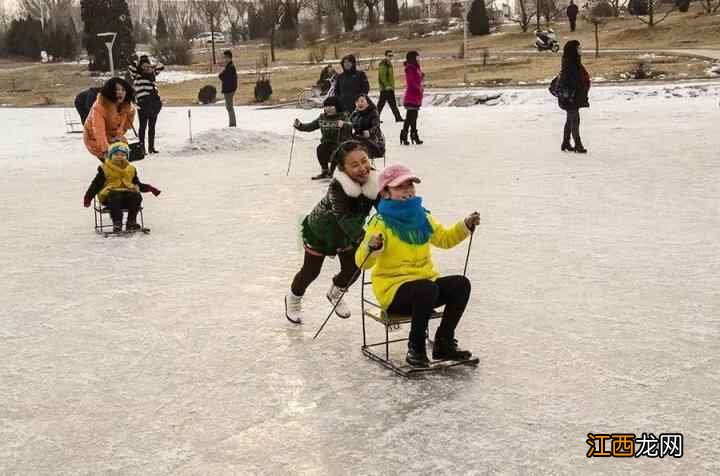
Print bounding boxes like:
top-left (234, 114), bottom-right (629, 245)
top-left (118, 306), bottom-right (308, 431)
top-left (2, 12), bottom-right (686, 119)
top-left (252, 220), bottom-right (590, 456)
top-left (93, 198), bottom-right (145, 234)
top-left (360, 270), bottom-right (479, 378)
top-left (64, 109), bottom-right (83, 134)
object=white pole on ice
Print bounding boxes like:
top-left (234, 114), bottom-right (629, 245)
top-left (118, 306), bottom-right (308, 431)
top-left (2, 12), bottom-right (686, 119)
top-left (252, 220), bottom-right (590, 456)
top-left (97, 32), bottom-right (117, 77)
top-left (188, 109), bottom-right (193, 143)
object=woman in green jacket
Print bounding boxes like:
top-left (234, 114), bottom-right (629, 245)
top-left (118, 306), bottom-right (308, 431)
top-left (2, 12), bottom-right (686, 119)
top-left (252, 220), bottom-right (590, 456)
top-left (356, 164), bottom-right (480, 368)
top-left (285, 141), bottom-right (380, 325)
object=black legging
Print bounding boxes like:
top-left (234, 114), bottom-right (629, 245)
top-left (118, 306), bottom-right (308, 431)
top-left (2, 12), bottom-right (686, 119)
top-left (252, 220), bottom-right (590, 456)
top-left (563, 108), bottom-right (582, 147)
top-left (138, 110), bottom-right (158, 151)
top-left (317, 142), bottom-right (337, 173)
top-left (387, 276), bottom-right (471, 349)
top-left (291, 248), bottom-right (359, 296)
top-left (402, 108), bottom-right (419, 135)
top-left (106, 190), bottom-right (142, 224)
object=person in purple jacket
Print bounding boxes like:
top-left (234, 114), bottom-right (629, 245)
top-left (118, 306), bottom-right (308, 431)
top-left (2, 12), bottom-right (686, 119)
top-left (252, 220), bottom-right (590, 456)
top-left (400, 51), bottom-right (425, 146)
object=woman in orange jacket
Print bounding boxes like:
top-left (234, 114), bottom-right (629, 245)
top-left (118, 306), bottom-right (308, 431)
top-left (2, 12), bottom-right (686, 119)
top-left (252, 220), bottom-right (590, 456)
top-left (83, 78), bottom-right (136, 161)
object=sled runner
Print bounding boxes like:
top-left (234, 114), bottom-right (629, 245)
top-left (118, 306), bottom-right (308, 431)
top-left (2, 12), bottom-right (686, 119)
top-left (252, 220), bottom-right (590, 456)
top-left (92, 198), bottom-right (146, 235)
top-left (64, 109), bottom-right (83, 134)
top-left (360, 270), bottom-right (479, 378)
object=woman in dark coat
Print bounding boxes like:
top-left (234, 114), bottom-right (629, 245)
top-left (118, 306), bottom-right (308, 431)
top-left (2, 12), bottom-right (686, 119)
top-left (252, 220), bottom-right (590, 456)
top-left (350, 94), bottom-right (385, 160)
top-left (558, 40), bottom-right (590, 153)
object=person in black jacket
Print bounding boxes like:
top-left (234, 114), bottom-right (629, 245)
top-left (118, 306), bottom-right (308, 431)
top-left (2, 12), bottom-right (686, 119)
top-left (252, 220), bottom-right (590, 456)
top-left (334, 55), bottom-right (369, 113)
top-left (350, 94), bottom-right (385, 160)
top-left (566, 0), bottom-right (579, 32)
top-left (74, 87), bottom-right (99, 124)
top-left (219, 50), bottom-right (238, 127)
top-left (558, 40), bottom-right (591, 153)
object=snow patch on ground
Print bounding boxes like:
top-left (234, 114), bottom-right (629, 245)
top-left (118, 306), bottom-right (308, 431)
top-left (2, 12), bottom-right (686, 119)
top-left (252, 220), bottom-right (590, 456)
top-left (168, 126), bottom-right (294, 155)
top-left (156, 70), bottom-right (217, 84)
top-left (706, 64), bottom-right (720, 76)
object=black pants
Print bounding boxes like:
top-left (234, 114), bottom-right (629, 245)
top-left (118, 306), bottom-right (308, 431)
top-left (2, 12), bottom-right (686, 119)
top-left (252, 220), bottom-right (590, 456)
top-left (402, 109), bottom-right (419, 135)
top-left (569, 18), bottom-right (577, 32)
top-left (387, 276), bottom-right (471, 350)
top-left (138, 110), bottom-right (158, 151)
top-left (317, 142), bottom-right (337, 173)
top-left (106, 191), bottom-right (142, 225)
top-left (377, 90), bottom-right (403, 121)
top-left (563, 108), bottom-right (582, 147)
top-left (291, 248), bottom-right (359, 296)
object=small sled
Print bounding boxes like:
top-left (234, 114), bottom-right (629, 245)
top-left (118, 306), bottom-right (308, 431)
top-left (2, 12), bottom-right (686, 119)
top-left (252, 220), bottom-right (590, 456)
top-left (360, 270), bottom-right (479, 378)
top-left (92, 198), bottom-right (147, 236)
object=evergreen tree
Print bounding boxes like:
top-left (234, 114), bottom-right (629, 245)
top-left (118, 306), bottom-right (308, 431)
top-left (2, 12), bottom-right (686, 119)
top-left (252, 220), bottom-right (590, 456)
top-left (81, 0), bottom-right (135, 72)
top-left (6, 16), bottom-right (43, 59)
top-left (384, 0), bottom-right (399, 24)
top-left (467, 0), bottom-right (490, 36)
top-left (156, 10), bottom-right (169, 41)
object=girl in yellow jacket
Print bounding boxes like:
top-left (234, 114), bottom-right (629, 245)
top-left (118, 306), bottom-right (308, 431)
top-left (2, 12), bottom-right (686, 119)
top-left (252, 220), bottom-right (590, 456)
top-left (83, 141), bottom-right (161, 233)
top-left (356, 164), bottom-right (480, 368)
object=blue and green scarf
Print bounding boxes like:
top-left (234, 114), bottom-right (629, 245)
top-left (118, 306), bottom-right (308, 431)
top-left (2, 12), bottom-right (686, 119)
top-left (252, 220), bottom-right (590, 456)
top-left (377, 196), bottom-right (433, 245)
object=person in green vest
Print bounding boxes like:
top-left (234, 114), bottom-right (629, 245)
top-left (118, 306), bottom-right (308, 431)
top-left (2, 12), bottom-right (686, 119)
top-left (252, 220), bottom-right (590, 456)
top-left (377, 50), bottom-right (404, 123)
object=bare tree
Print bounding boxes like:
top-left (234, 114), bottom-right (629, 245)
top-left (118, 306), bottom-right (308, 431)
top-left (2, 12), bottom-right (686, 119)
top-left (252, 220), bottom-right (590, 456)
top-left (258, 0), bottom-right (284, 61)
top-left (198, 0), bottom-right (224, 64)
top-left (633, 0), bottom-right (676, 27)
top-left (163, 0), bottom-right (198, 39)
top-left (19, 0), bottom-right (75, 29)
top-left (364, 0), bottom-right (380, 26)
top-left (334, 0), bottom-right (357, 32)
top-left (583, 13), bottom-right (607, 58)
top-left (513, 0), bottom-right (537, 32)
top-left (224, 0), bottom-right (249, 44)
top-left (699, 0), bottom-right (720, 13)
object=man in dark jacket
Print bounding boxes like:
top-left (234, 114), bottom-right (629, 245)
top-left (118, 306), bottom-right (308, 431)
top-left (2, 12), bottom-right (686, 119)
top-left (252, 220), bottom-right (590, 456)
top-left (219, 50), bottom-right (238, 127)
top-left (74, 87), bottom-right (100, 124)
top-left (566, 0), bottom-right (579, 32)
top-left (334, 55), bottom-right (369, 113)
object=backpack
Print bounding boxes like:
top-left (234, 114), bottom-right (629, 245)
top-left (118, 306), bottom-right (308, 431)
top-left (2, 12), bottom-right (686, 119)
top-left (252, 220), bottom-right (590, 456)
top-left (549, 76), bottom-right (560, 97)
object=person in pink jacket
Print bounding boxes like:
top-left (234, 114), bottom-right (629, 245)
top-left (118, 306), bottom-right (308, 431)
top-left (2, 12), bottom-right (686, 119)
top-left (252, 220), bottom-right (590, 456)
top-left (401, 51), bottom-right (424, 146)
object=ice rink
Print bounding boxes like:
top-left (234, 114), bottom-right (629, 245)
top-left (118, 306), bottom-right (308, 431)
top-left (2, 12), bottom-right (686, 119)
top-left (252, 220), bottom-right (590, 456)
top-left (1, 83), bottom-right (719, 474)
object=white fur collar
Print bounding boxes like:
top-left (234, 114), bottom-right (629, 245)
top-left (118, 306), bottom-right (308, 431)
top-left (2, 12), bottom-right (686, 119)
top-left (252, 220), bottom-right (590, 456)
top-left (334, 168), bottom-right (379, 200)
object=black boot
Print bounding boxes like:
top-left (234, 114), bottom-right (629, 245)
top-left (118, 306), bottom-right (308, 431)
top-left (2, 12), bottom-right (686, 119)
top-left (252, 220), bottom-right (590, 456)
top-left (432, 336), bottom-right (472, 361)
top-left (112, 220), bottom-right (122, 233)
top-left (410, 131), bottom-right (423, 145)
top-left (400, 130), bottom-right (409, 146)
top-left (126, 220), bottom-right (141, 231)
top-left (311, 169), bottom-right (330, 180)
top-left (574, 145), bottom-right (587, 154)
top-left (406, 343), bottom-right (430, 368)
top-left (561, 142), bottom-right (575, 152)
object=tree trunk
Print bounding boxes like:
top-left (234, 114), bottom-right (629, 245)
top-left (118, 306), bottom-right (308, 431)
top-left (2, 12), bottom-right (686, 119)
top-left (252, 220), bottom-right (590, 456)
top-left (270, 25), bottom-right (276, 62)
top-left (594, 23), bottom-right (599, 58)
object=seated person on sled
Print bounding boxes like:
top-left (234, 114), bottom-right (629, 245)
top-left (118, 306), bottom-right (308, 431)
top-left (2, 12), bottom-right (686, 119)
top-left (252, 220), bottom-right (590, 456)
top-left (83, 141), bottom-right (161, 233)
top-left (355, 164), bottom-right (481, 368)
top-left (350, 93), bottom-right (385, 160)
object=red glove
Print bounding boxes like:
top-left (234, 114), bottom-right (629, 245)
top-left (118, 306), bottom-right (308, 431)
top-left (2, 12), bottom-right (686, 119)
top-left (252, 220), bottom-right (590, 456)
top-left (146, 185), bottom-right (161, 196)
top-left (83, 195), bottom-right (92, 208)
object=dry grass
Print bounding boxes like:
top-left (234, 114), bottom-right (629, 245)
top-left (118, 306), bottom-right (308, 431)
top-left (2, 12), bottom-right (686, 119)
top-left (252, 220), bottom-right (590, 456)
top-left (1, 5), bottom-right (718, 107)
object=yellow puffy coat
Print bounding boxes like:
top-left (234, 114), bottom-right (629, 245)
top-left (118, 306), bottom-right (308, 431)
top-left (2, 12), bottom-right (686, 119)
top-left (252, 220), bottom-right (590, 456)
top-left (356, 213), bottom-right (470, 310)
top-left (98, 157), bottom-right (139, 203)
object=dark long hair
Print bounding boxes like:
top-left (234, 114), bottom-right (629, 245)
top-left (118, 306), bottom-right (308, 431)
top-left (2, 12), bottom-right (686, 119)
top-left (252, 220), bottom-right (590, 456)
top-left (405, 50), bottom-right (419, 67)
top-left (562, 40), bottom-right (582, 68)
top-left (100, 77), bottom-right (135, 104)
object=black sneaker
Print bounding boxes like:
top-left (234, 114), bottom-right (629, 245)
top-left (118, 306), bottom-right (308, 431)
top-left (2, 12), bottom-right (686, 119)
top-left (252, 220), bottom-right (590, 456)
top-left (112, 222), bottom-right (122, 233)
top-left (406, 344), bottom-right (430, 368)
top-left (126, 222), bottom-right (142, 232)
top-left (432, 337), bottom-right (472, 361)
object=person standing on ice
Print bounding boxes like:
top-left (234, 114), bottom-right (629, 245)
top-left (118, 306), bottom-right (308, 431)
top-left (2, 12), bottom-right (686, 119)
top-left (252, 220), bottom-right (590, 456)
top-left (130, 56), bottom-right (164, 154)
top-left (566, 0), bottom-right (579, 32)
top-left (83, 141), bottom-right (161, 233)
top-left (285, 141), bottom-right (380, 324)
top-left (219, 50), bottom-right (238, 127)
top-left (334, 55), bottom-right (369, 114)
top-left (293, 96), bottom-right (353, 180)
top-left (377, 50), bottom-right (404, 123)
top-left (350, 93), bottom-right (385, 160)
top-left (83, 78), bottom-right (135, 162)
top-left (355, 164), bottom-right (480, 368)
top-left (400, 51), bottom-right (424, 146)
top-left (558, 40), bottom-right (590, 153)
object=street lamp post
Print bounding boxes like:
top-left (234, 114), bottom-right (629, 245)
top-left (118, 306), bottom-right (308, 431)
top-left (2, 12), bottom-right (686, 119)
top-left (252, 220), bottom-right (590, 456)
top-left (97, 32), bottom-right (117, 77)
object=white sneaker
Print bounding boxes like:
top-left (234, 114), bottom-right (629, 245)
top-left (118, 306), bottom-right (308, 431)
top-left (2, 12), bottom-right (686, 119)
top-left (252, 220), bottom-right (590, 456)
top-left (285, 292), bottom-right (303, 324)
top-left (326, 284), bottom-right (351, 319)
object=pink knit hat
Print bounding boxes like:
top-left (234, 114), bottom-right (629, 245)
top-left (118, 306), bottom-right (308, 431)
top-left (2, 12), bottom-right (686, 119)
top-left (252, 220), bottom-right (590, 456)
top-left (378, 164), bottom-right (421, 191)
